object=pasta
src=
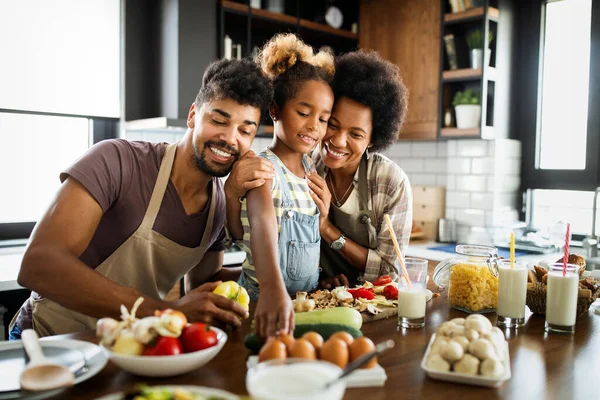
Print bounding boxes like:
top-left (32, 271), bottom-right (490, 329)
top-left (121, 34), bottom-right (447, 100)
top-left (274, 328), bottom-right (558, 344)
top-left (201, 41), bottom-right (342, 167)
top-left (448, 263), bottom-right (498, 312)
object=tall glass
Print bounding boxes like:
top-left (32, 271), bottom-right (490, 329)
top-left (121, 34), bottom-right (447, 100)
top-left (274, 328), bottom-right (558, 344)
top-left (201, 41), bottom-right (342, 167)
top-left (397, 257), bottom-right (428, 329)
top-left (545, 263), bottom-right (579, 334)
top-left (497, 260), bottom-right (528, 328)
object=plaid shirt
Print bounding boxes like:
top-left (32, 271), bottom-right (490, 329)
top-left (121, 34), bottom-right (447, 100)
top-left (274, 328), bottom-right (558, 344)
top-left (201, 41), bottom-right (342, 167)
top-left (314, 150), bottom-right (413, 282)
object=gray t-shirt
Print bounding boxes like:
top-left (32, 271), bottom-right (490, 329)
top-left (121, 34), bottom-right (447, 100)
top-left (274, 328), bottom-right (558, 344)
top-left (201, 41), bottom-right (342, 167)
top-left (16, 139), bottom-right (226, 329)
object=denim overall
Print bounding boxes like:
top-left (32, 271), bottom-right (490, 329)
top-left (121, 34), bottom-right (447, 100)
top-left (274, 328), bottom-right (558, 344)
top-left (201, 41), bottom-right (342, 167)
top-left (238, 153), bottom-right (320, 301)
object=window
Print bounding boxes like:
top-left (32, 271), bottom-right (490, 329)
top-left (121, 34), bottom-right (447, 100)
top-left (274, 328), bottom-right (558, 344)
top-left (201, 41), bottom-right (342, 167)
top-left (520, 0), bottom-right (600, 236)
top-left (0, 0), bottom-right (121, 240)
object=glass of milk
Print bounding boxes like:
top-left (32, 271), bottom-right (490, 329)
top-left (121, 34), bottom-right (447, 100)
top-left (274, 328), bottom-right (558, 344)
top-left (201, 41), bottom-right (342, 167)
top-left (397, 257), bottom-right (428, 329)
top-left (545, 263), bottom-right (580, 334)
top-left (497, 260), bottom-right (528, 328)
top-left (246, 358), bottom-right (345, 400)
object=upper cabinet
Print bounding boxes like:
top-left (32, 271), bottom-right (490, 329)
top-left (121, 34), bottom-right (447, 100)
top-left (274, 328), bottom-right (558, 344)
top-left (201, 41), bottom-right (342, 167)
top-left (359, 0), bottom-right (441, 141)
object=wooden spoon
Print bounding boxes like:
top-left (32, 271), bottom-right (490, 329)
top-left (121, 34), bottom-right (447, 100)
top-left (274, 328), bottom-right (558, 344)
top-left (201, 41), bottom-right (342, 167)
top-left (19, 329), bottom-right (74, 392)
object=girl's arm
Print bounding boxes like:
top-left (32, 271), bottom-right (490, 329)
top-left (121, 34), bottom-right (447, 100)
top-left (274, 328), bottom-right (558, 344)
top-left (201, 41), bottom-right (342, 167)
top-left (246, 182), bottom-right (294, 339)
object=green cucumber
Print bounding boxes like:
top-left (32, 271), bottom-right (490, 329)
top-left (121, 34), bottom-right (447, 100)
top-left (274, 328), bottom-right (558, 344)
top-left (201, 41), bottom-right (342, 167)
top-left (243, 323), bottom-right (363, 355)
top-left (295, 307), bottom-right (363, 330)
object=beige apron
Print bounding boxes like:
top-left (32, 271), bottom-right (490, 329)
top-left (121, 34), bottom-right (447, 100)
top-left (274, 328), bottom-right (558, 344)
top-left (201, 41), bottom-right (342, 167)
top-left (320, 156), bottom-right (379, 285)
top-left (25, 143), bottom-right (217, 337)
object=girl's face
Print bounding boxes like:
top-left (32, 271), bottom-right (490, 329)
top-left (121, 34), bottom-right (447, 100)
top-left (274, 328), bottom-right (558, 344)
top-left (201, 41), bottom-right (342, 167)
top-left (273, 80), bottom-right (334, 154)
top-left (320, 96), bottom-right (373, 172)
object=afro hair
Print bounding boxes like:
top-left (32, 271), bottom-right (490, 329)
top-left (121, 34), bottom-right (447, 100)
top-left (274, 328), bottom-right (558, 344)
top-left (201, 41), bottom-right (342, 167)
top-left (195, 58), bottom-right (273, 121)
top-left (332, 50), bottom-right (408, 152)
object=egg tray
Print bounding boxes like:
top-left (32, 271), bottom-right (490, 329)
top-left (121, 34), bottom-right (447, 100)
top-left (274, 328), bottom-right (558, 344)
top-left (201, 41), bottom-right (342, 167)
top-left (526, 283), bottom-right (598, 317)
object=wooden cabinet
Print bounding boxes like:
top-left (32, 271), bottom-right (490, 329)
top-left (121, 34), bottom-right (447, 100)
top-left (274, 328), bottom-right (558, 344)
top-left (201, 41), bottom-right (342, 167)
top-left (359, 0), bottom-right (441, 141)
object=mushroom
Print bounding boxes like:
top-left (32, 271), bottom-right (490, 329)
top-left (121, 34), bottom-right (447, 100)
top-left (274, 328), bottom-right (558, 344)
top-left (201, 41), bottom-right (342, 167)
top-left (427, 353), bottom-right (451, 372)
top-left (430, 336), bottom-right (449, 355)
top-left (366, 304), bottom-right (382, 315)
top-left (451, 336), bottom-right (470, 351)
top-left (334, 289), bottom-right (353, 303)
top-left (465, 328), bottom-right (480, 341)
top-left (96, 317), bottom-right (121, 346)
top-left (468, 338), bottom-right (499, 361)
top-left (438, 321), bottom-right (465, 337)
top-left (482, 328), bottom-right (506, 360)
top-left (440, 340), bottom-right (464, 362)
top-left (451, 317), bottom-right (466, 326)
top-left (293, 292), bottom-right (317, 312)
top-left (465, 314), bottom-right (492, 335)
top-left (453, 354), bottom-right (480, 375)
top-left (480, 358), bottom-right (505, 377)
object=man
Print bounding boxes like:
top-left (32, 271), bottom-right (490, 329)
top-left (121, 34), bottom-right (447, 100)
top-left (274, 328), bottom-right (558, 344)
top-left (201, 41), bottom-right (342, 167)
top-left (10, 58), bottom-right (275, 338)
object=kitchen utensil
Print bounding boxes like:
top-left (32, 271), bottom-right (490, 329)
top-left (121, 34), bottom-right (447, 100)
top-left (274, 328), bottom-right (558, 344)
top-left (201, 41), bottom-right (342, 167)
top-left (19, 330), bottom-right (74, 392)
top-left (437, 218), bottom-right (456, 243)
top-left (323, 339), bottom-right (395, 389)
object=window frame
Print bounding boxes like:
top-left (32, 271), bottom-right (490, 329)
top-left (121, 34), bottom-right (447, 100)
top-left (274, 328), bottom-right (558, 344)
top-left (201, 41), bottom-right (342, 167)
top-left (519, 0), bottom-right (600, 193)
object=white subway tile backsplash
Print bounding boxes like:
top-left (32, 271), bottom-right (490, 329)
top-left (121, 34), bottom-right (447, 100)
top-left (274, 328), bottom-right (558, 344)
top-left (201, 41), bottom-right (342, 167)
top-left (456, 209), bottom-right (486, 227)
top-left (445, 207), bottom-right (456, 219)
top-left (485, 208), bottom-right (519, 227)
top-left (399, 159), bottom-right (425, 173)
top-left (446, 191), bottom-right (470, 208)
top-left (488, 139), bottom-right (522, 159)
top-left (446, 175), bottom-right (456, 191)
top-left (495, 157), bottom-right (521, 175)
top-left (408, 173), bottom-right (438, 186)
top-left (470, 193), bottom-right (495, 211)
top-left (436, 175), bottom-right (448, 187)
top-left (437, 142), bottom-right (448, 157)
top-left (487, 175), bottom-right (520, 192)
top-left (471, 157), bottom-right (495, 174)
top-left (412, 142), bottom-right (438, 157)
top-left (124, 132), bottom-right (144, 141)
top-left (455, 175), bottom-right (487, 192)
top-left (447, 140), bottom-right (457, 157)
top-left (424, 159), bottom-right (446, 173)
top-left (383, 142), bottom-right (412, 158)
top-left (251, 137), bottom-right (272, 154)
top-left (456, 140), bottom-right (487, 157)
top-left (447, 158), bottom-right (471, 174)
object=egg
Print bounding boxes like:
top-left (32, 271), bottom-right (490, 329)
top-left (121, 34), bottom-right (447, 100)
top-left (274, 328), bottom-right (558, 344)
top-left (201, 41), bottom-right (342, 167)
top-left (301, 332), bottom-right (324, 351)
top-left (328, 331), bottom-right (354, 347)
top-left (349, 337), bottom-right (377, 369)
top-left (258, 339), bottom-right (287, 362)
top-left (320, 338), bottom-right (349, 369)
top-left (275, 333), bottom-right (295, 353)
top-left (289, 339), bottom-right (317, 360)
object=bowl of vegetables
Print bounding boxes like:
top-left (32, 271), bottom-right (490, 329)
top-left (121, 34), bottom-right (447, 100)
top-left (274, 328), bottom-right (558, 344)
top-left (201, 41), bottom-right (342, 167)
top-left (97, 298), bottom-right (227, 377)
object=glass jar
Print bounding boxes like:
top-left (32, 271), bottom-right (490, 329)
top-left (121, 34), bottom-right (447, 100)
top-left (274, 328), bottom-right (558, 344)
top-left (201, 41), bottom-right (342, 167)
top-left (432, 244), bottom-right (500, 313)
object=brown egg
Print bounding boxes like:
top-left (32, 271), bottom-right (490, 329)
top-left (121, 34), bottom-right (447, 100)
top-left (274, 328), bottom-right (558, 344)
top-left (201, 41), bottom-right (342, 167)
top-left (258, 339), bottom-right (287, 362)
top-left (302, 332), bottom-right (324, 351)
top-left (320, 338), bottom-right (349, 369)
top-left (329, 331), bottom-right (354, 347)
top-left (275, 333), bottom-right (295, 353)
top-left (349, 337), bottom-right (377, 369)
top-left (289, 338), bottom-right (317, 360)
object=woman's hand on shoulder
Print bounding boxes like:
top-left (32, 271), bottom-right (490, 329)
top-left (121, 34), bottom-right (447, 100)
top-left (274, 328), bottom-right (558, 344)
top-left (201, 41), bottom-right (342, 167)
top-left (307, 171), bottom-right (332, 232)
top-left (224, 151), bottom-right (275, 199)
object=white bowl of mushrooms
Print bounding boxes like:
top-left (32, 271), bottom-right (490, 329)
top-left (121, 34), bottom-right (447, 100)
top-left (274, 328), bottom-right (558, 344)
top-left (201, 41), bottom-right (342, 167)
top-left (421, 314), bottom-right (511, 388)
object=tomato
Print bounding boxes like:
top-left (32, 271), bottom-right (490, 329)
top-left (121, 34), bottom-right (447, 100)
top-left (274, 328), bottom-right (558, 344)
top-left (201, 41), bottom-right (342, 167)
top-left (372, 275), bottom-right (393, 286)
top-left (180, 323), bottom-right (218, 353)
top-left (142, 336), bottom-right (183, 356)
top-left (382, 284), bottom-right (399, 300)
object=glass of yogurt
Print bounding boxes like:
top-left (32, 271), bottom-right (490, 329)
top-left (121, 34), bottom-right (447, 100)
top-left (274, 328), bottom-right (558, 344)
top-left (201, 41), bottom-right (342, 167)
top-left (246, 358), bottom-right (346, 400)
top-left (545, 263), bottom-right (580, 334)
top-left (497, 260), bottom-right (528, 328)
top-left (397, 257), bottom-right (428, 329)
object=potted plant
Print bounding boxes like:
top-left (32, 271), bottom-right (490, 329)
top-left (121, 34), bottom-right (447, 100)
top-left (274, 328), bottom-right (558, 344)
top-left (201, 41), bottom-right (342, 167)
top-left (466, 29), bottom-right (493, 69)
top-left (452, 90), bottom-right (481, 129)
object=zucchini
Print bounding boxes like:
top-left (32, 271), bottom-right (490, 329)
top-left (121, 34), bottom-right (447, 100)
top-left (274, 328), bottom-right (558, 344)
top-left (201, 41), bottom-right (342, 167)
top-left (295, 307), bottom-right (363, 330)
top-left (243, 323), bottom-right (363, 355)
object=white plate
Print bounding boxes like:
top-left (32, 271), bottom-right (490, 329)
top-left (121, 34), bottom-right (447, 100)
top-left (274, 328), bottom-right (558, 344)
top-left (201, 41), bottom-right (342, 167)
top-left (0, 339), bottom-right (107, 400)
top-left (247, 356), bottom-right (387, 388)
top-left (420, 334), bottom-right (511, 388)
top-left (94, 385), bottom-right (239, 400)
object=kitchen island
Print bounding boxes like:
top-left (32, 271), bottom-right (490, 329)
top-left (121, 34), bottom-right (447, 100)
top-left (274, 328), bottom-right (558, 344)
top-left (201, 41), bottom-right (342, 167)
top-left (45, 262), bottom-right (599, 400)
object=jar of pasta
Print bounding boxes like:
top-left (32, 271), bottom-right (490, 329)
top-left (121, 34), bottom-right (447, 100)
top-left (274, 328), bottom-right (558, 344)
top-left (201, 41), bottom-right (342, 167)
top-left (432, 244), bottom-right (500, 313)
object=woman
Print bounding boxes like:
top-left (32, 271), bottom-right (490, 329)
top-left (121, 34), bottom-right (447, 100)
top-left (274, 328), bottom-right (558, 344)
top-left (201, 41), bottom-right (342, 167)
top-left (306, 50), bottom-right (412, 289)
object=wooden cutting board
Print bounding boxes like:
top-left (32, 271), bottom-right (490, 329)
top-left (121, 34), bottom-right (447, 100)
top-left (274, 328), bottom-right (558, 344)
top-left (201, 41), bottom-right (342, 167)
top-left (361, 306), bottom-right (398, 323)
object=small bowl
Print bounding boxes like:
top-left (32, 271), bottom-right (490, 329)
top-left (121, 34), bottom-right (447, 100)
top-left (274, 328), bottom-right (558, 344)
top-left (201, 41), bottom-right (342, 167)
top-left (102, 327), bottom-right (227, 377)
top-left (246, 358), bottom-right (346, 400)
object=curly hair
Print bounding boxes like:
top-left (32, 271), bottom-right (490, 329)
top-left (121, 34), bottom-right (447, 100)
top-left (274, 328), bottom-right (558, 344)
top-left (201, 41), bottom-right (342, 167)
top-left (256, 33), bottom-right (335, 110)
top-left (332, 50), bottom-right (409, 152)
top-left (195, 58), bottom-right (273, 120)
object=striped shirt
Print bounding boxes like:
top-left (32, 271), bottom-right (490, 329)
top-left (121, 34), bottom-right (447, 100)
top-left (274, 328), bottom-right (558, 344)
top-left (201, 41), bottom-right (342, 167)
top-left (313, 150), bottom-right (413, 282)
top-left (240, 148), bottom-right (318, 282)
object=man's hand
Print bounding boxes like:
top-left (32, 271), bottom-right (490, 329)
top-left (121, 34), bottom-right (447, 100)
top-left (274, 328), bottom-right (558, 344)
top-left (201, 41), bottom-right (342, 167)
top-left (253, 284), bottom-right (294, 339)
top-left (225, 151), bottom-right (275, 199)
top-left (307, 172), bottom-right (332, 233)
top-left (319, 274), bottom-right (350, 290)
top-left (174, 281), bottom-right (248, 329)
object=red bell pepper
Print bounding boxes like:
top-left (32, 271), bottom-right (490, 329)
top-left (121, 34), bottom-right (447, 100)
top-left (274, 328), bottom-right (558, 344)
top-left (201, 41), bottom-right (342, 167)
top-left (382, 285), bottom-right (399, 300)
top-left (372, 275), bottom-right (393, 286)
top-left (348, 287), bottom-right (375, 300)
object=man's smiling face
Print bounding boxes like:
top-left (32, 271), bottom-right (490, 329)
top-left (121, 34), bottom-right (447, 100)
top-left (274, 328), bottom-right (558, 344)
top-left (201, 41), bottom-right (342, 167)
top-left (188, 98), bottom-right (261, 177)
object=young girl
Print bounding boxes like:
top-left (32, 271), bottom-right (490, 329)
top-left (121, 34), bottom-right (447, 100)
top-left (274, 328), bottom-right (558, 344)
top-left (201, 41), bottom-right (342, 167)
top-left (234, 34), bottom-right (335, 338)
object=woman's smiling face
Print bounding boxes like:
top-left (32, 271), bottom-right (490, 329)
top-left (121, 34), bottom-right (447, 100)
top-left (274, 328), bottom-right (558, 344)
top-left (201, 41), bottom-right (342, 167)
top-left (320, 96), bottom-right (373, 172)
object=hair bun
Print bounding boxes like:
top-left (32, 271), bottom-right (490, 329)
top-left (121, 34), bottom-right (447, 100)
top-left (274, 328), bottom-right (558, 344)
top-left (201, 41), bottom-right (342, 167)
top-left (257, 33), bottom-right (317, 78)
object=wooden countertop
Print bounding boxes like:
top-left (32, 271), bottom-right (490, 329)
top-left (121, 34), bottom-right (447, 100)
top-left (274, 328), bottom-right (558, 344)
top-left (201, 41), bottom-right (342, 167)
top-left (44, 262), bottom-right (600, 399)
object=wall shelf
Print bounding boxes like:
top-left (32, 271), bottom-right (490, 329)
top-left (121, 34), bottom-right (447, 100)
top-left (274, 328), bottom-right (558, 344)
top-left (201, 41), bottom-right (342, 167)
top-left (444, 6), bottom-right (499, 24)
top-left (440, 127), bottom-right (480, 137)
top-left (443, 68), bottom-right (482, 81)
